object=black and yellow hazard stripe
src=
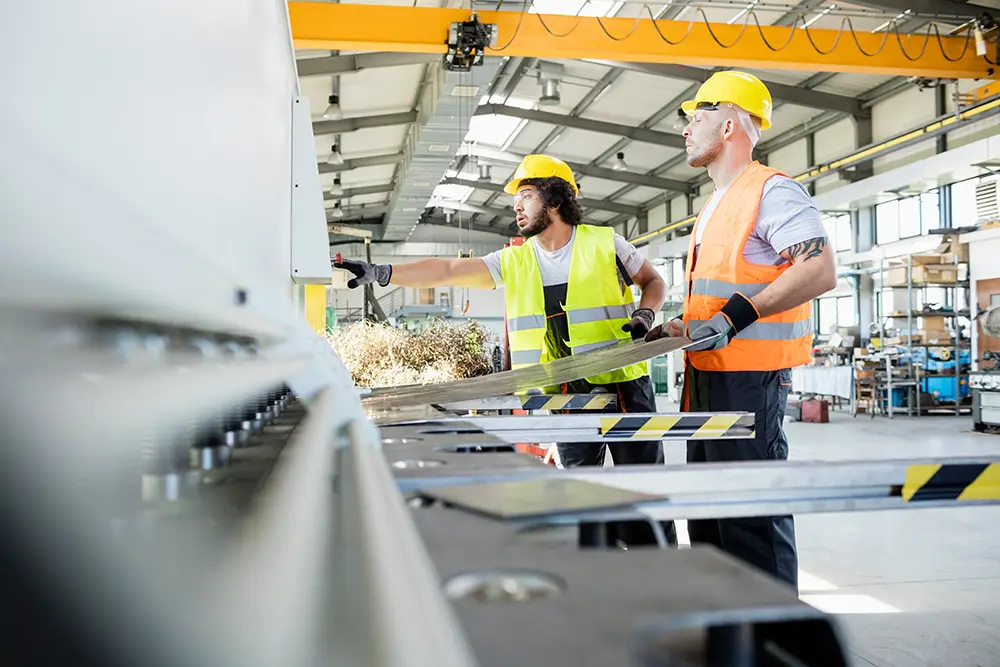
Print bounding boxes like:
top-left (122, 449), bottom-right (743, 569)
top-left (902, 463), bottom-right (1000, 502)
top-left (520, 394), bottom-right (616, 411)
top-left (600, 414), bottom-right (754, 439)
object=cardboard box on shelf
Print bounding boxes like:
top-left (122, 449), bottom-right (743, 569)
top-left (885, 265), bottom-right (958, 286)
top-left (920, 316), bottom-right (949, 331)
top-left (932, 238), bottom-right (969, 263)
top-left (917, 329), bottom-right (952, 344)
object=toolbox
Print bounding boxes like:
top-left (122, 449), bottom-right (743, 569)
top-left (801, 398), bottom-right (830, 423)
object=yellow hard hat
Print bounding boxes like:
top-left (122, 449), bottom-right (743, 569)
top-left (681, 71), bottom-right (773, 131)
top-left (503, 154), bottom-right (579, 195)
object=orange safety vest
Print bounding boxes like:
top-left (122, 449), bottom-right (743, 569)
top-left (683, 161), bottom-right (813, 372)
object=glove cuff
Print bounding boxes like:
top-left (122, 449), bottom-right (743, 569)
top-left (720, 292), bottom-right (759, 337)
top-left (374, 264), bottom-right (393, 287)
top-left (633, 307), bottom-right (655, 323)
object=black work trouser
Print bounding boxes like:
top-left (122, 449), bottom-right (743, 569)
top-left (684, 366), bottom-right (798, 588)
top-left (556, 375), bottom-right (678, 548)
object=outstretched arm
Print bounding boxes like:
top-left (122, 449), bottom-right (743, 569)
top-left (333, 255), bottom-right (496, 290)
top-left (750, 237), bottom-right (837, 317)
top-left (389, 258), bottom-right (496, 289)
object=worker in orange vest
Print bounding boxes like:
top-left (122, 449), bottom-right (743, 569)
top-left (644, 72), bottom-right (837, 588)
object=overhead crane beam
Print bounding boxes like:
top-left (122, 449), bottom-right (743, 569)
top-left (287, 2), bottom-right (995, 79)
top-left (327, 205), bottom-right (390, 224)
top-left (313, 111), bottom-right (417, 137)
top-left (441, 176), bottom-right (639, 216)
top-left (467, 144), bottom-right (692, 193)
top-left (317, 152), bottom-right (404, 175)
top-left (322, 183), bottom-right (395, 204)
top-left (297, 52), bottom-right (439, 78)
top-left (475, 104), bottom-right (686, 149)
top-left (583, 60), bottom-right (866, 115)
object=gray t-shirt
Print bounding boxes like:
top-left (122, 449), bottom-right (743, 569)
top-left (480, 229), bottom-right (644, 287)
top-left (695, 175), bottom-right (826, 265)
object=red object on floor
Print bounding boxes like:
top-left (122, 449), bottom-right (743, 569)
top-left (801, 399), bottom-right (829, 423)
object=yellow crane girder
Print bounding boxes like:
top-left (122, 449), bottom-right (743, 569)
top-left (288, 2), bottom-right (995, 80)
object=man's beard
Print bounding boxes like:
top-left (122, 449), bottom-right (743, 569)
top-left (686, 137), bottom-right (723, 168)
top-left (518, 210), bottom-right (553, 238)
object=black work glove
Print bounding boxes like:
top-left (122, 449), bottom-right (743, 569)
top-left (334, 255), bottom-right (392, 289)
top-left (621, 308), bottom-right (655, 340)
top-left (644, 316), bottom-right (684, 342)
top-left (687, 292), bottom-right (759, 351)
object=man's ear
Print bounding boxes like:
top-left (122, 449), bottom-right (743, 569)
top-left (722, 117), bottom-right (736, 139)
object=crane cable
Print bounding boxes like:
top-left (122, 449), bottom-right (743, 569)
top-left (488, 2), bottom-right (997, 66)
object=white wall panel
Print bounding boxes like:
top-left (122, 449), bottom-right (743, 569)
top-left (814, 117), bottom-right (857, 163)
top-left (946, 114), bottom-right (1000, 150)
top-left (871, 85), bottom-right (938, 174)
top-left (767, 137), bottom-right (808, 176)
top-left (872, 86), bottom-right (936, 141)
top-left (670, 196), bottom-right (688, 221)
top-left (813, 174), bottom-right (843, 197)
top-left (648, 203), bottom-right (668, 231)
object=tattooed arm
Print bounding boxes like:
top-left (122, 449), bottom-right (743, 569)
top-left (749, 236), bottom-right (838, 318)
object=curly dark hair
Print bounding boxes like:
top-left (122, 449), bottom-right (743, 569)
top-left (518, 176), bottom-right (583, 226)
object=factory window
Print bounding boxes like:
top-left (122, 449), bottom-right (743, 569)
top-left (951, 178), bottom-right (979, 226)
top-left (921, 190), bottom-right (940, 234)
top-left (465, 96), bottom-right (533, 148)
top-left (815, 294), bottom-right (856, 335)
top-left (898, 196), bottom-right (920, 239)
top-left (671, 258), bottom-right (685, 287)
top-left (823, 213), bottom-right (853, 253)
top-left (875, 200), bottom-right (900, 244)
top-left (837, 295), bottom-right (857, 327)
top-left (817, 298), bottom-right (837, 335)
top-left (876, 193), bottom-right (936, 244)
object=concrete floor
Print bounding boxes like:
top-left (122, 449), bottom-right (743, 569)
top-left (653, 404), bottom-right (1000, 667)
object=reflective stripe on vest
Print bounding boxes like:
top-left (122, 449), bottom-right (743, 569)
top-left (683, 161), bottom-right (813, 373)
top-left (687, 319), bottom-right (812, 341)
top-left (566, 303), bottom-right (635, 326)
top-left (510, 349), bottom-right (543, 365)
top-left (507, 314), bottom-right (546, 332)
top-left (500, 224), bottom-right (649, 385)
top-left (690, 277), bottom-right (769, 300)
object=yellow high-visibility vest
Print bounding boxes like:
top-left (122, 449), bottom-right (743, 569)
top-left (500, 224), bottom-right (648, 386)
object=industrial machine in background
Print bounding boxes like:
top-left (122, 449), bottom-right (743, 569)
top-left (972, 305), bottom-right (1000, 431)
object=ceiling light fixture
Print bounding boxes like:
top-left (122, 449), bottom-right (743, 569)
top-left (327, 145), bottom-right (344, 166)
top-left (612, 152), bottom-right (628, 172)
top-left (323, 94), bottom-right (343, 120)
top-left (478, 163), bottom-right (492, 181)
top-left (539, 77), bottom-right (561, 106)
top-left (331, 203), bottom-right (344, 219)
top-left (329, 177), bottom-right (344, 197)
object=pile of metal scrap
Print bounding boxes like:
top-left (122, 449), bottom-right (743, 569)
top-left (328, 318), bottom-right (492, 388)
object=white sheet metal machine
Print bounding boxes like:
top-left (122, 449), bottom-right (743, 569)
top-left (3, 4), bottom-right (1000, 667)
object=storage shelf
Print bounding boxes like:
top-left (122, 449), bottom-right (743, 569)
top-left (870, 249), bottom-right (970, 416)
top-left (878, 282), bottom-right (970, 290)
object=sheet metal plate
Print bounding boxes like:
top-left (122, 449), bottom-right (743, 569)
top-left (423, 478), bottom-right (664, 520)
top-left (409, 507), bottom-right (847, 667)
top-left (361, 335), bottom-right (698, 411)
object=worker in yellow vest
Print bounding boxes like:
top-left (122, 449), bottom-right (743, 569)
top-left (336, 153), bottom-right (676, 548)
top-left (644, 72), bottom-right (837, 587)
